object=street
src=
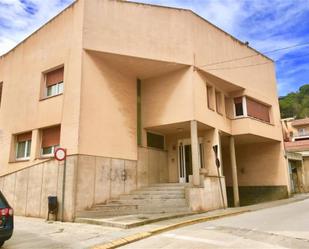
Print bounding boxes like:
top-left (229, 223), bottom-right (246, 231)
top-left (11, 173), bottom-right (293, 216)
top-left (3, 197), bottom-right (309, 249)
top-left (121, 198), bottom-right (309, 249)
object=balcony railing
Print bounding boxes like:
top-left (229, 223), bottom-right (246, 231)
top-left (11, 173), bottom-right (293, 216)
top-left (294, 132), bottom-right (309, 138)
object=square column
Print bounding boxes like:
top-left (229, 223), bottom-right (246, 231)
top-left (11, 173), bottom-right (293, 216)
top-left (229, 136), bottom-right (240, 207)
top-left (190, 120), bottom-right (200, 186)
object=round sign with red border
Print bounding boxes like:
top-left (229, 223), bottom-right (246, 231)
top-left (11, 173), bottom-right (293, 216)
top-left (54, 148), bottom-right (66, 161)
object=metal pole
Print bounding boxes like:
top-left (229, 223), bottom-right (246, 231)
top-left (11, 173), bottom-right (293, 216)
top-left (216, 165), bottom-right (226, 209)
top-left (61, 159), bottom-right (67, 222)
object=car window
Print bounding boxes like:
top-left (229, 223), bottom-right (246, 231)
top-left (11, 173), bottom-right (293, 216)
top-left (0, 192), bottom-right (9, 208)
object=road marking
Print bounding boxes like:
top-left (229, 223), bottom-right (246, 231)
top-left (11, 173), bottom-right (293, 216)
top-left (162, 233), bottom-right (229, 246)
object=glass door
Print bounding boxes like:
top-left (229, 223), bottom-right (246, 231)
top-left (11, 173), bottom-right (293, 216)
top-left (178, 138), bottom-right (204, 183)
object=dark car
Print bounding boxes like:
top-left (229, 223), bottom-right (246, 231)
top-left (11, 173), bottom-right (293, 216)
top-left (0, 192), bottom-right (13, 247)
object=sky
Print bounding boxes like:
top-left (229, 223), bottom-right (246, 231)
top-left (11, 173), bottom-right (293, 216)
top-left (0, 0), bottom-right (309, 96)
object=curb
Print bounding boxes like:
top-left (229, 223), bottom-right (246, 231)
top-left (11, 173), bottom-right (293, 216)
top-left (91, 210), bottom-right (247, 249)
top-left (92, 195), bottom-right (309, 249)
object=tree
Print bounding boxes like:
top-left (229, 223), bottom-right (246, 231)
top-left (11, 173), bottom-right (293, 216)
top-left (279, 84), bottom-right (309, 118)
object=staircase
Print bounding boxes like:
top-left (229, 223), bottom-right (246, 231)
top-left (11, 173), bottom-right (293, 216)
top-left (75, 183), bottom-right (191, 219)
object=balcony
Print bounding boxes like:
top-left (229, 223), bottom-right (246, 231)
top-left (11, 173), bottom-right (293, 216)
top-left (293, 132), bottom-right (309, 141)
top-left (231, 116), bottom-right (282, 142)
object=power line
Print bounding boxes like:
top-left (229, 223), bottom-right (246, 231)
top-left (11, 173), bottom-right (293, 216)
top-left (203, 52), bottom-right (309, 71)
top-left (198, 41), bottom-right (309, 68)
top-left (205, 61), bottom-right (272, 71)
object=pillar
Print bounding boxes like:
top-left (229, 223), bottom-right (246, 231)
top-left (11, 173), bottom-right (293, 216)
top-left (30, 129), bottom-right (40, 160)
top-left (229, 136), bottom-right (240, 207)
top-left (190, 120), bottom-right (200, 186)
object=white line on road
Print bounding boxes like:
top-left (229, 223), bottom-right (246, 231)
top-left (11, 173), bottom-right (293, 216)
top-left (161, 233), bottom-right (229, 247)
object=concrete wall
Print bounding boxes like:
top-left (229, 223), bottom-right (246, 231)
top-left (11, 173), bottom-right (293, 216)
top-left (141, 67), bottom-right (194, 129)
top-left (222, 141), bottom-right (288, 186)
top-left (0, 147), bottom-right (168, 220)
top-left (137, 147), bottom-right (168, 188)
top-left (0, 156), bottom-right (77, 221)
top-left (78, 51), bottom-right (137, 161)
top-left (75, 155), bottom-right (138, 212)
top-left (186, 176), bottom-right (227, 211)
top-left (222, 141), bottom-right (289, 206)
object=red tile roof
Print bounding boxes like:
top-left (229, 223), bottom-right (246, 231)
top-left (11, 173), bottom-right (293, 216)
top-left (291, 118), bottom-right (309, 127)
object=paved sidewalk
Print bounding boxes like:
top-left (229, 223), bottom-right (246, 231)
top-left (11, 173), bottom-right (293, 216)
top-left (5, 194), bottom-right (309, 249)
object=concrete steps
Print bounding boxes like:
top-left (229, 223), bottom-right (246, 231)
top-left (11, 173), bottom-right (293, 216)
top-left (75, 183), bottom-right (191, 219)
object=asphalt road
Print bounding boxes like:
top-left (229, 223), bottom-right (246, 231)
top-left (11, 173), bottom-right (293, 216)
top-left (121, 198), bottom-right (309, 249)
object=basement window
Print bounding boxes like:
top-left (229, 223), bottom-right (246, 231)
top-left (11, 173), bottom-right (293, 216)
top-left (16, 132), bottom-right (32, 160)
top-left (147, 132), bottom-right (165, 150)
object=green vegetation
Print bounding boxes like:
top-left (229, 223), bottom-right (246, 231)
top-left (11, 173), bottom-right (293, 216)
top-left (279, 84), bottom-right (309, 118)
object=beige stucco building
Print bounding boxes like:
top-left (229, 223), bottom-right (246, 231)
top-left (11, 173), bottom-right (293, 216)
top-left (282, 117), bottom-right (309, 193)
top-left (0, 0), bottom-right (290, 221)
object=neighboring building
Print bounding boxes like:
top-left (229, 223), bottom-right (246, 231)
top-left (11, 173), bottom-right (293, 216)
top-left (282, 117), bottom-right (309, 192)
top-left (0, 0), bottom-right (290, 221)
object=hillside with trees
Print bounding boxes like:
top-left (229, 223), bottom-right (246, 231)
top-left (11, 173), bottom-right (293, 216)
top-left (279, 84), bottom-right (309, 118)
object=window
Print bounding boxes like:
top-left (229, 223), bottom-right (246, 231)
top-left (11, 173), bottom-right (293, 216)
top-left (45, 67), bottom-right (64, 98)
top-left (215, 90), bottom-right (222, 114)
top-left (207, 85), bottom-right (214, 110)
top-left (41, 126), bottom-right (61, 157)
top-left (0, 82), bottom-right (2, 107)
top-left (298, 128), bottom-right (306, 136)
top-left (234, 97), bottom-right (244, 117)
top-left (147, 132), bottom-right (165, 150)
top-left (246, 97), bottom-right (270, 123)
top-left (16, 132), bottom-right (32, 160)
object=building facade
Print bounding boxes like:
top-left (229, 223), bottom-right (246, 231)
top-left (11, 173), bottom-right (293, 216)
top-left (0, 0), bottom-right (290, 221)
top-left (282, 117), bottom-right (309, 193)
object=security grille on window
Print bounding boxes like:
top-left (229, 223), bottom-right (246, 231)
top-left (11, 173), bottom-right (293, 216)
top-left (147, 132), bottom-right (165, 150)
top-left (16, 132), bottom-right (32, 160)
top-left (41, 126), bottom-right (61, 157)
top-left (45, 67), bottom-right (64, 97)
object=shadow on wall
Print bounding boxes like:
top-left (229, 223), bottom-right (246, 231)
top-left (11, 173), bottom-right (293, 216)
top-left (226, 186), bottom-right (288, 207)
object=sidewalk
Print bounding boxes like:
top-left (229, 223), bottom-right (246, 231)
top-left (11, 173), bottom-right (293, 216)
top-left (91, 194), bottom-right (309, 249)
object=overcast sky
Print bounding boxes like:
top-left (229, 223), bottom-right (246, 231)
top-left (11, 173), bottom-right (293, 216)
top-left (0, 0), bottom-right (308, 96)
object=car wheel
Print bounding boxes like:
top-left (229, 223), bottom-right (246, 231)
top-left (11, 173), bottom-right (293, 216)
top-left (0, 241), bottom-right (4, 247)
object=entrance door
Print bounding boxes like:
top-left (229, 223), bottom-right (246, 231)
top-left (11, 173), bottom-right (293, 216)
top-left (178, 139), bottom-right (204, 183)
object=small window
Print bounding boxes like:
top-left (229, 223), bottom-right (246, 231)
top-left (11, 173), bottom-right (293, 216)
top-left (41, 126), bottom-right (60, 157)
top-left (234, 97), bottom-right (244, 117)
top-left (207, 85), bottom-right (214, 110)
top-left (147, 132), bottom-right (165, 150)
top-left (215, 90), bottom-right (222, 114)
top-left (0, 82), bottom-right (3, 107)
top-left (44, 67), bottom-right (64, 98)
top-left (298, 128), bottom-right (306, 136)
top-left (16, 132), bottom-right (32, 160)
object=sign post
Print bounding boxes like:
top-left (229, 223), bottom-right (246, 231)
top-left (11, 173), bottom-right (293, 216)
top-left (54, 148), bottom-right (67, 222)
top-left (213, 145), bottom-right (226, 209)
